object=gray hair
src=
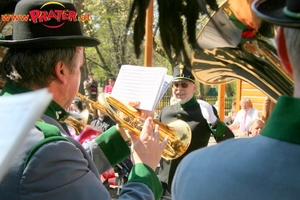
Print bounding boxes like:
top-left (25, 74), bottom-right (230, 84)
top-left (1, 47), bottom-right (76, 88)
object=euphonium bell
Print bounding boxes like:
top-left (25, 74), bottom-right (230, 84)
top-left (77, 92), bottom-right (192, 160)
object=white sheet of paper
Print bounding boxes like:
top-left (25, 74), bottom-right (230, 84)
top-left (0, 89), bottom-right (52, 181)
top-left (111, 65), bottom-right (171, 111)
top-left (157, 75), bottom-right (173, 106)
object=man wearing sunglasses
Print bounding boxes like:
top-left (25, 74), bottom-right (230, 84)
top-left (157, 64), bottom-right (234, 200)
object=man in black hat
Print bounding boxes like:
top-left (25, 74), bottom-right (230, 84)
top-left (0, 0), bottom-right (167, 199)
top-left (157, 64), bottom-right (234, 200)
top-left (171, 1), bottom-right (300, 199)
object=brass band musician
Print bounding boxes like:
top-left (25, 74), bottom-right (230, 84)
top-left (0, 0), bottom-right (167, 199)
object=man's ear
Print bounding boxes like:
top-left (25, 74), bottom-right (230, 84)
top-left (276, 26), bottom-right (293, 75)
top-left (54, 61), bottom-right (67, 84)
top-left (192, 83), bottom-right (197, 93)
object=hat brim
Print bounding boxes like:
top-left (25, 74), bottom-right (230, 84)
top-left (252, 0), bottom-right (300, 28)
top-left (172, 77), bottom-right (195, 83)
top-left (0, 35), bottom-right (100, 48)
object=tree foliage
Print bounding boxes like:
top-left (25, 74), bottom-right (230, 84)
top-left (81, 0), bottom-right (172, 88)
top-left (80, 0), bottom-right (234, 95)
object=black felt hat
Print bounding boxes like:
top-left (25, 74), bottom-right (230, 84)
top-left (0, 0), bottom-right (19, 15)
top-left (0, 0), bottom-right (100, 48)
top-left (173, 64), bottom-right (195, 83)
top-left (252, 0), bottom-right (300, 27)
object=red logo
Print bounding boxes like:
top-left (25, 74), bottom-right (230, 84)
top-left (1, 2), bottom-right (90, 26)
top-left (29, 2), bottom-right (77, 28)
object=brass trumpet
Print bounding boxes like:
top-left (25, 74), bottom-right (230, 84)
top-left (77, 92), bottom-right (192, 160)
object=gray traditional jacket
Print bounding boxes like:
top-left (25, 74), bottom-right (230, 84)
top-left (0, 83), bottom-right (162, 200)
top-left (172, 96), bottom-right (300, 200)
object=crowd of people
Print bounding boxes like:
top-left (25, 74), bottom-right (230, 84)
top-left (1, 0), bottom-right (299, 199)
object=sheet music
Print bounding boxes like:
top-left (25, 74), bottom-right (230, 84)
top-left (111, 65), bottom-right (170, 111)
top-left (0, 89), bottom-right (53, 181)
top-left (156, 75), bottom-right (173, 106)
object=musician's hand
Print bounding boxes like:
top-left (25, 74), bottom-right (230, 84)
top-left (130, 117), bottom-right (168, 171)
top-left (127, 101), bottom-right (154, 119)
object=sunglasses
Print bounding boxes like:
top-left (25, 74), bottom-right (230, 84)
top-left (173, 82), bottom-right (189, 88)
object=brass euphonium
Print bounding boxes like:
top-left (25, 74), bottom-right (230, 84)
top-left (191, 0), bottom-right (293, 102)
top-left (77, 92), bottom-right (192, 160)
top-left (65, 109), bottom-right (89, 135)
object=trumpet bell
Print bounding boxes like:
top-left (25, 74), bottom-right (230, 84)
top-left (98, 93), bottom-right (192, 160)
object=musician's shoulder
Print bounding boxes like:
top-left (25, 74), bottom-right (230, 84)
top-left (24, 120), bottom-right (70, 168)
